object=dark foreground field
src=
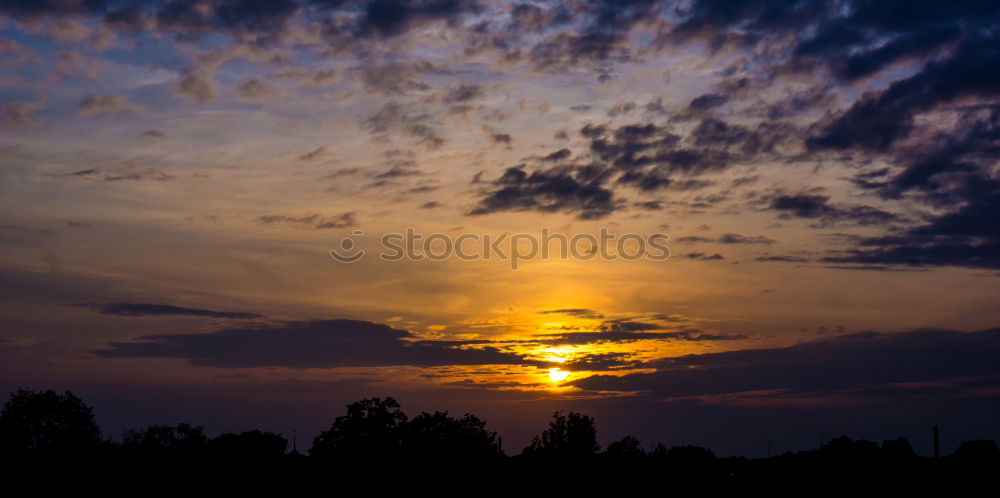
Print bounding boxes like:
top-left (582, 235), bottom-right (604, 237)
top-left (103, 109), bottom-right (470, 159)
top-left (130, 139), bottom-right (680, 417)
top-left (3, 389), bottom-right (996, 497)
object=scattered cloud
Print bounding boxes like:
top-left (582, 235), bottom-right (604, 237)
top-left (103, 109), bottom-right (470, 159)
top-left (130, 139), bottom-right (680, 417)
top-left (94, 319), bottom-right (532, 369)
top-left (85, 302), bottom-right (263, 319)
top-left (77, 93), bottom-right (144, 115)
top-left (256, 212), bottom-right (356, 230)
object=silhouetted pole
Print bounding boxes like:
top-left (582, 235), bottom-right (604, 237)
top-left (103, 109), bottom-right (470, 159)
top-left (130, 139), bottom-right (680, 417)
top-left (767, 441), bottom-right (772, 458)
top-left (933, 425), bottom-right (940, 458)
top-left (293, 428), bottom-right (297, 453)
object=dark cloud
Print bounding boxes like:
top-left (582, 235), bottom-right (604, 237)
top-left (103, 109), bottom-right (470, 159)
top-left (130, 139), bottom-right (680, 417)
top-left (214, 0), bottom-right (299, 33)
top-left (822, 189), bottom-right (1000, 269)
top-left (362, 101), bottom-right (445, 149)
top-left (672, 93), bottom-right (728, 121)
top-left (138, 129), bottom-right (167, 139)
top-left (77, 93), bottom-right (144, 115)
top-left (607, 100), bottom-right (636, 117)
top-left (796, 1), bottom-right (998, 81)
top-left (808, 34), bottom-right (1000, 152)
top-left (536, 329), bottom-right (746, 346)
top-left (490, 133), bottom-right (512, 144)
top-left (756, 255), bottom-right (809, 263)
top-left (633, 200), bottom-right (662, 211)
top-left (146, 0), bottom-right (301, 40)
top-left (676, 236), bottom-right (713, 243)
top-left (768, 194), bottom-right (899, 227)
top-left (174, 72), bottom-right (217, 103)
top-left (600, 319), bottom-right (661, 333)
top-left (2, 101), bottom-right (42, 129)
top-left (688, 93), bottom-right (728, 110)
top-left (0, 0), bottom-right (110, 21)
top-left (573, 328), bottom-right (1000, 401)
top-left (359, 61), bottom-right (437, 94)
top-left (441, 83), bottom-right (484, 103)
top-left (562, 352), bottom-right (641, 371)
top-left (54, 168), bottom-right (173, 182)
top-left (540, 148), bottom-right (572, 162)
top-left (718, 233), bottom-right (774, 244)
top-left (529, 31), bottom-right (629, 72)
top-left (763, 87), bottom-right (837, 120)
top-left (358, 0), bottom-right (482, 38)
top-left (236, 78), bottom-right (282, 100)
top-left (374, 161), bottom-right (422, 179)
top-left (683, 252), bottom-right (725, 261)
top-left (509, 2), bottom-right (561, 31)
top-left (256, 212), bottom-right (355, 229)
top-left (297, 146), bottom-right (327, 161)
top-left (554, 121), bottom-right (736, 194)
top-left (538, 308), bottom-right (605, 319)
top-left (690, 118), bottom-right (792, 156)
top-left (93, 318), bottom-right (531, 368)
top-left (468, 165), bottom-right (619, 220)
top-left (86, 303), bottom-right (263, 319)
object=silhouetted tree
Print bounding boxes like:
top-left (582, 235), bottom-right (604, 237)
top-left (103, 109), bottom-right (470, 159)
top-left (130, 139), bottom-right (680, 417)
top-left (666, 444), bottom-right (716, 466)
top-left (121, 423), bottom-right (208, 459)
top-left (523, 410), bottom-right (599, 457)
top-left (606, 435), bottom-right (644, 459)
top-left (400, 411), bottom-right (502, 458)
top-left (881, 437), bottom-right (915, 460)
top-left (649, 442), bottom-right (669, 458)
top-left (951, 440), bottom-right (1000, 461)
top-left (821, 435), bottom-right (879, 467)
top-left (0, 388), bottom-right (101, 458)
top-left (310, 397), bottom-right (407, 458)
top-left (210, 429), bottom-right (288, 461)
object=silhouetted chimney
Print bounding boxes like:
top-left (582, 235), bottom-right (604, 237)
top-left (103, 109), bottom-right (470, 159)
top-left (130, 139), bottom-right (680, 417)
top-left (933, 425), bottom-right (940, 458)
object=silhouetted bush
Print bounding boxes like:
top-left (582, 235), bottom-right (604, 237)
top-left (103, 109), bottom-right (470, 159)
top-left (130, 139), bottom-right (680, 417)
top-left (0, 388), bottom-right (101, 458)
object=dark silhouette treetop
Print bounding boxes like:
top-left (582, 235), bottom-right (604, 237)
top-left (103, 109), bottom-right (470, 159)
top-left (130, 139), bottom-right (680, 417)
top-left (665, 444), bottom-right (716, 465)
top-left (951, 440), bottom-right (1000, 462)
top-left (310, 397), bottom-right (407, 458)
top-left (820, 435), bottom-right (879, 466)
top-left (606, 435), bottom-right (645, 458)
top-left (400, 411), bottom-right (502, 458)
top-left (881, 437), bottom-right (916, 460)
top-left (121, 423), bottom-right (208, 459)
top-left (523, 410), bottom-right (599, 457)
top-left (0, 388), bottom-right (101, 457)
top-left (210, 429), bottom-right (288, 461)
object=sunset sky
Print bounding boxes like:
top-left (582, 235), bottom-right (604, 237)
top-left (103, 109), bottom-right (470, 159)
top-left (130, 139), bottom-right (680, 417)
top-left (2, 0), bottom-right (999, 456)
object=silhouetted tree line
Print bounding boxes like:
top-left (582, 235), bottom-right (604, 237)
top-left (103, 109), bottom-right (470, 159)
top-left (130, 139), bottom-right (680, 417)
top-left (1, 388), bottom-right (997, 497)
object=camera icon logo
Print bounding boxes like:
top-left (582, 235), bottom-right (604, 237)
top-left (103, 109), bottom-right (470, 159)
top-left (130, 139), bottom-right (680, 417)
top-left (329, 230), bottom-right (366, 263)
